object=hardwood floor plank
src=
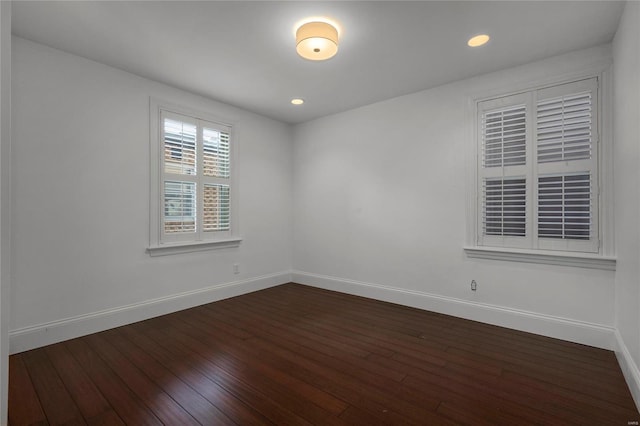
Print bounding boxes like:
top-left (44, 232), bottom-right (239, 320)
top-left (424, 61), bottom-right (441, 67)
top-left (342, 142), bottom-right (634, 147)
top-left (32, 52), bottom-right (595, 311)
top-left (209, 301), bottom-right (427, 385)
top-left (238, 292), bottom-right (452, 357)
top-left (8, 354), bottom-right (48, 426)
top-left (144, 316), bottom-right (350, 426)
top-left (8, 283), bottom-right (639, 425)
top-left (451, 345), bottom-right (634, 405)
top-left (20, 349), bottom-right (86, 425)
top-left (149, 310), bottom-right (440, 422)
top-left (173, 311), bottom-right (352, 416)
top-left (338, 404), bottom-right (422, 426)
top-left (403, 373), bottom-right (570, 425)
top-left (242, 332), bottom-right (452, 425)
top-left (44, 343), bottom-right (111, 421)
top-left (63, 339), bottom-right (162, 426)
top-left (435, 401), bottom-right (531, 426)
top-left (104, 327), bottom-right (257, 426)
top-left (84, 409), bottom-right (125, 426)
top-left (230, 295), bottom-right (398, 358)
top-left (83, 333), bottom-right (200, 425)
top-left (501, 370), bottom-right (640, 420)
top-left (219, 299), bottom-right (373, 359)
top-left (119, 326), bottom-right (270, 425)
top-left (121, 321), bottom-right (314, 426)
top-left (367, 351), bottom-right (561, 424)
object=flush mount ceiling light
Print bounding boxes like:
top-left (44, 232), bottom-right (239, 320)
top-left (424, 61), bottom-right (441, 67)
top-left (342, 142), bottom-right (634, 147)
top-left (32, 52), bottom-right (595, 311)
top-left (468, 34), bottom-right (490, 47)
top-left (291, 98), bottom-right (304, 105)
top-left (296, 21), bottom-right (339, 61)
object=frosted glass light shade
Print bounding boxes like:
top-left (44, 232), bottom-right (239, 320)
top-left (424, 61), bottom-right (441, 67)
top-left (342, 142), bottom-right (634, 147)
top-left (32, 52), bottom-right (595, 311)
top-left (296, 21), bottom-right (339, 61)
top-left (468, 34), bottom-right (490, 47)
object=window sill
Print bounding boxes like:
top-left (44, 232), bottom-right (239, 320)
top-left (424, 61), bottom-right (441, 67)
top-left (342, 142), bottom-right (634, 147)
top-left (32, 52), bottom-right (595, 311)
top-left (463, 246), bottom-right (616, 271)
top-left (147, 237), bottom-right (242, 257)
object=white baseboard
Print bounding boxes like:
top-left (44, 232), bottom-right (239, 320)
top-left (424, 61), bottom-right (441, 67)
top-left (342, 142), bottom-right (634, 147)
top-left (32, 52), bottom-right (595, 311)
top-left (9, 268), bottom-right (618, 353)
top-left (615, 330), bottom-right (640, 411)
top-left (292, 270), bottom-right (616, 351)
top-left (9, 271), bottom-right (291, 354)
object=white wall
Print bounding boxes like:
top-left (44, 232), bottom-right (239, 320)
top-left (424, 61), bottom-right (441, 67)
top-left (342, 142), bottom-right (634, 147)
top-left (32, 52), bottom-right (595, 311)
top-left (613, 0), bottom-right (640, 407)
top-left (10, 37), bottom-right (293, 352)
top-left (293, 45), bottom-right (616, 349)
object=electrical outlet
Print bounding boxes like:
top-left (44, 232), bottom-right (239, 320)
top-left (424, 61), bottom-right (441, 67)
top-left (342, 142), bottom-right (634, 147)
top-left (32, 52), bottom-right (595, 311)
top-left (233, 263), bottom-right (240, 274)
top-left (471, 280), bottom-right (477, 291)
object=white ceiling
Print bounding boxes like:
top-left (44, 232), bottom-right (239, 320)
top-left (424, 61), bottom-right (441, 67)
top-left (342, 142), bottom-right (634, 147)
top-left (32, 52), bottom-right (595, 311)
top-left (12, 1), bottom-right (624, 124)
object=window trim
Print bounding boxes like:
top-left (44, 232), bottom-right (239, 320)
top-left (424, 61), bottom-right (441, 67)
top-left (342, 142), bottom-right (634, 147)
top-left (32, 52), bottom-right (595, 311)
top-left (465, 65), bottom-right (615, 270)
top-left (147, 238), bottom-right (242, 257)
top-left (148, 98), bottom-right (241, 255)
top-left (463, 246), bottom-right (616, 271)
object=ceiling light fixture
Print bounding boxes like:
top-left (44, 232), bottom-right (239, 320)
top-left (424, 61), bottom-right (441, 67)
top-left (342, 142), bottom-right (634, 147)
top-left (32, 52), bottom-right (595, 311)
top-left (291, 98), bottom-right (304, 105)
top-left (296, 21), bottom-right (339, 61)
top-left (468, 34), bottom-right (490, 47)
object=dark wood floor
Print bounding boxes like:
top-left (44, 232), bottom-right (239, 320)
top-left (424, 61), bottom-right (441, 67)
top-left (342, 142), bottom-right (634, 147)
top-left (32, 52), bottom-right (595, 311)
top-left (8, 283), bottom-right (640, 425)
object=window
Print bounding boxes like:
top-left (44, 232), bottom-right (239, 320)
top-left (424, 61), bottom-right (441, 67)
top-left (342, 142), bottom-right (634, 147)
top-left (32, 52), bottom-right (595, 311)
top-left (149, 101), bottom-right (239, 255)
top-left (475, 78), bottom-right (600, 254)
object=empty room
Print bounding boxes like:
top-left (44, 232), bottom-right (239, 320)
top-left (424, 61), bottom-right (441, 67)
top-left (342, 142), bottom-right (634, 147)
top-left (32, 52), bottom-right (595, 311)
top-left (1, 0), bottom-right (639, 424)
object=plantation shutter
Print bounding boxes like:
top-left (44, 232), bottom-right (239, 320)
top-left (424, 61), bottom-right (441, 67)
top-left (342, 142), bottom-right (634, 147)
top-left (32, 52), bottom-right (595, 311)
top-left (476, 77), bottom-right (599, 253)
top-left (164, 181), bottom-right (196, 234)
top-left (535, 78), bottom-right (598, 252)
top-left (203, 184), bottom-right (230, 232)
top-left (483, 178), bottom-right (526, 237)
top-left (159, 110), bottom-right (233, 243)
top-left (537, 92), bottom-right (593, 163)
top-left (201, 122), bottom-right (232, 233)
top-left (161, 112), bottom-right (198, 240)
top-left (163, 117), bottom-right (197, 175)
top-left (483, 105), bottom-right (527, 168)
top-left (538, 174), bottom-right (591, 240)
top-left (477, 92), bottom-right (531, 249)
top-left (203, 127), bottom-right (231, 178)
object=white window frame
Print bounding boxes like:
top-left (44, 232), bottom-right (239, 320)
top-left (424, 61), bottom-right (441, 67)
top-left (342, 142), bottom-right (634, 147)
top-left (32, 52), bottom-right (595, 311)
top-left (148, 99), bottom-right (241, 256)
top-left (465, 70), bottom-right (615, 270)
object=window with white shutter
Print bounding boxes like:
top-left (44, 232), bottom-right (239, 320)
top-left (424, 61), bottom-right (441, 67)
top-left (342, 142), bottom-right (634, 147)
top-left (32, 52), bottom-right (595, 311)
top-left (149, 100), bottom-right (239, 254)
top-left (475, 77), bottom-right (599, 253)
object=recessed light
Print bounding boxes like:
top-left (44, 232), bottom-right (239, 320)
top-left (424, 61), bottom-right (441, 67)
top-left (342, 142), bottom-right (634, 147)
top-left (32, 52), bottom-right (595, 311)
top-left (291, 98), bottom-right (304, 105)
top-left (468, 34), bottom-right (490, 47)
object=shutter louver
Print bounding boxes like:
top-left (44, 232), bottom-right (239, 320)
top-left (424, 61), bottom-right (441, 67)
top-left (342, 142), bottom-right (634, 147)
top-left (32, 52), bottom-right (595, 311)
top-left (203, 184), bottom-right (230, 232)
top-left (537, 92), bottom-right (592, 163)
top-left (538, 174), bottom-right (591, 240)
top-left (483, 177), bottom-right (526, 237)
top-left (203, 128), bottom-right (230, 178)
top-left (164, 118), bottom-right (197, 175)
top-left (164, 181), bottom-right (196, 233)
top-left (482, 105), bottom-right (526, 168)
